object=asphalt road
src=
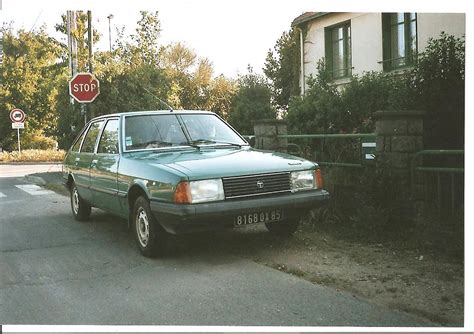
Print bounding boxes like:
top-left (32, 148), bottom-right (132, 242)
top-left (0, 165), bottom-right (433, 326)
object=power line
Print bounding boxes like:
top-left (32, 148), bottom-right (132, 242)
top-left (30, 10), bottom-right (43, 31)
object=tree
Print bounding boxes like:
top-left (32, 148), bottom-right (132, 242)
top-left (263, 28), bottom-right (300, 113)
top-left (0, 26), bottom-right (67, 150)
top-left (206, 75), bottom-right (237, 120)
top-left (114, 11), bottom-right (163, 67)
top-left (228, 67), bottom-right (275, 134)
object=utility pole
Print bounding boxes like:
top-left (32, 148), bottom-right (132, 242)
top-left (70, 11), bottom-right (78, 77)
top-left (107, 14), bottom-right (114, 52)
top-left (88, 10), bottom-right (93, 73)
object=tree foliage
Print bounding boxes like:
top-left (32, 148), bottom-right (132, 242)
top-left (228, 67), bottom-right (275, 134)
top-left (263, 28), bottom-right (300, 112)
top-left (0, 26), bottom-right (67, 150)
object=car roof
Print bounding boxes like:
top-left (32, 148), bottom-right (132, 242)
top-left (89, 110), bottom-right (215, 122)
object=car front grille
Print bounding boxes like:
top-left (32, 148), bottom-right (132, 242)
top-left (222, 172), bottom-right (291, 199)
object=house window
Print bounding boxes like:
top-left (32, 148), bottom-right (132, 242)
top-left (382, 13), bottom-right (417, 70)
top-left (325, 22), bottom-right (352, 79)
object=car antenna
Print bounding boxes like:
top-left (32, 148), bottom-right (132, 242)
top-left (143, 87), bottom-right (174, 112)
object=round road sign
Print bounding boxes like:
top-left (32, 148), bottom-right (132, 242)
top-left (69, 72), bottom-right (100, 103)
top-left (10, 108), bottom-right (26, 123)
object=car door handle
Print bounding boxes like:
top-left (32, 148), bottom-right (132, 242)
top-left (91, 159), bottom-right (98, 167)
top-left (75, 157), bottom-right (80, 162)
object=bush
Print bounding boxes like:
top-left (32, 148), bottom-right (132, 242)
top-left (0, 149), bottom-right (65, 162)
top-left (21, 130), bottom-right (58, 150)
top-left (287, 60), bottom-right (414, 135)
top-left (411, 32), bottom-right (465, 149)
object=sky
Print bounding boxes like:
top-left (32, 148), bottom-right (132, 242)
top-left (0, 0), bottom-right (318, 77)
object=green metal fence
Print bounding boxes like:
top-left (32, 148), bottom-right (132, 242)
top-left (278, 133), bottom-right (377, 168)
top-left (410, 150), bottom-right (464, 224)
top-left (243, 133), bottom-right (377, 168)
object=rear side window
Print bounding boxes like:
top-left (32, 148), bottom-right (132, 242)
top-left (71, 130), bottom-right (86, 152)
top-left (81, 120), bottom-right (104, 153)
top-left (97, 119), bottom-right (119, 154)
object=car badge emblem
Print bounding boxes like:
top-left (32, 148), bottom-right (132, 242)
top-left (256, 180), bottom-right (264, 189)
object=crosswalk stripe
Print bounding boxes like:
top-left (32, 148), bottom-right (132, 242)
top-left (0, 192), bottom-right (6, 198)
top-left (15, 184), bottom-right (54, 196)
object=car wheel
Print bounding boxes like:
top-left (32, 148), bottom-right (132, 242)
top-left (70, 183), bottom-right (91, 221)
top-left (265, 217), bottom-right (301, 237)
top-left (133, 196), bottom-right (168, 257)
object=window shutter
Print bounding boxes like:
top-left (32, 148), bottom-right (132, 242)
top-left (381, 13), bottom-right (391, 71)
top-left (324, 28), bottom-right (333, 79)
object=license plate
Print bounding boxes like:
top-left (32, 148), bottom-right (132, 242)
top-left (234, 210), bottom-right (283, 227)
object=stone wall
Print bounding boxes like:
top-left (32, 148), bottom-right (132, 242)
top-left (253, 119), bottom-right (288, 152)
top-left (375, 110), bottom-right (426, 220)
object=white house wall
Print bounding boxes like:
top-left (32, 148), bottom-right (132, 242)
top-left (351, 13), bottom-right (383, 75)
top-left (417, 13), bottom-right (466, 51)
top-left (301, 12), bottom-right (465, 92)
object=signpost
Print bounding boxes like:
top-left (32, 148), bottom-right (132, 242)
top-left (69, 72), bottom-right (100, 125)
top-left (10, 108), bottom-right (25, 153)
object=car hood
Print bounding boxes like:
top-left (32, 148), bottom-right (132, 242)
top-left (126, 147), bottom-right (316, 179)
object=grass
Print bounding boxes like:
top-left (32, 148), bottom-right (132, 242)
top-left (0, 149), bottom-right (65, 162)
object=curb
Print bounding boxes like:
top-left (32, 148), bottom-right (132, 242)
top-left (0, 162), bottom-right (63, 165)
top-left (25, 175), bottom-right (47, 186)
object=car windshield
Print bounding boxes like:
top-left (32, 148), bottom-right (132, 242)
top-left (124, 113), bottom-right (246, 151)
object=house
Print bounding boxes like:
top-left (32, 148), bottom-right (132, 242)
top-left (291, 12), bottom-right (465, 94)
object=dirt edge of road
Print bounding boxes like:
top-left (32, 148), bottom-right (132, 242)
top-left (28, 171), bottom-right (464, 327)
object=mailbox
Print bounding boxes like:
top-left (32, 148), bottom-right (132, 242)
top-left (362, 138), bottom-right (376, 164)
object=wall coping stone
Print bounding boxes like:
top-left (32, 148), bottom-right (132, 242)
top-left (252, 119), bottom-right (287, 125)
top-left (374, 110), bottom-right (426, 119)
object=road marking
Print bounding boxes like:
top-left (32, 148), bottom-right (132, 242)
top-left (15, 184), bottom-right (54, 196)
top-left (0, 192), bottom-right (6, 198)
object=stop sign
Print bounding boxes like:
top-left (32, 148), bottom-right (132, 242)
top-left (69, 73), bottom-right (100, 103)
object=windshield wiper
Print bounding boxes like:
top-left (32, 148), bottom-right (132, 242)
top-left (187, 139), bottom-right (242, 149)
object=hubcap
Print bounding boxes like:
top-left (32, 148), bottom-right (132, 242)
top-left (136, 207), bottom-right (150, 247)
top-left (72, 188), bottom-right (80, 215)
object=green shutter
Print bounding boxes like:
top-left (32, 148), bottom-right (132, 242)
top-left (324, 28), bottom-right (333, 79)
top-left (382, 13), bottom-right (391, 71)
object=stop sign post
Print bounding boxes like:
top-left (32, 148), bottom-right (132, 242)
top-left (69, 73), bottom-right (100, 103)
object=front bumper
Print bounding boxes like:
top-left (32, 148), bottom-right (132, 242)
top-left (150, 189), bottom-right (329, 234)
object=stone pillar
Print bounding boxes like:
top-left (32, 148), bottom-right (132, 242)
top-left (253, 119), bottom-right (288, 152)
top-left (374, 110), bottom-right (425, 220)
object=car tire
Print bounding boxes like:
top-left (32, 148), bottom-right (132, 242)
top-left (133, 196), bottom-right (168, 257)
top-left (265, 217), bottom-right (301, 237)
top-left (70, 183), bottom-right (91, 221)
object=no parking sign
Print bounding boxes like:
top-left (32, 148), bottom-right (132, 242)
top-left (10, 108), bottom-right (26, 153)
top-left (10, 108), bottom-right (26, 123)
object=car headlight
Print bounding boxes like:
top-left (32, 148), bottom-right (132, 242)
top-left (174, 179), bottom-right (224, 204)
top-left (290, 170), bottom-right (319, 192)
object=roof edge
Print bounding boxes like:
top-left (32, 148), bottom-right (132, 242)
top-left (291, 12), bottom-right (330, 27)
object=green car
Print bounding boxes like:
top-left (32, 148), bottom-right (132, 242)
top-left (63, 111), bottom-right (329, 257)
